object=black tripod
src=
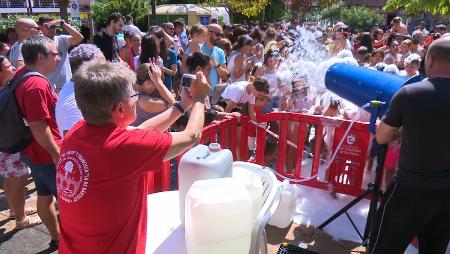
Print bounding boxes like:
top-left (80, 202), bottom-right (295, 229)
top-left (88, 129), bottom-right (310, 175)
top-left (317, 101), bottom-right (388, 253)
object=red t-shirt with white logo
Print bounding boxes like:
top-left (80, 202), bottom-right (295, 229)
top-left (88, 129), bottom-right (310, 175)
top-left (14, 68), bottom-right (62, 164)
top-left (57, 121), bottom-right (172, 254)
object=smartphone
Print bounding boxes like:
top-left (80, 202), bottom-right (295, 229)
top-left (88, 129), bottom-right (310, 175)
top-left (181, 74), bottom-right (196, 87)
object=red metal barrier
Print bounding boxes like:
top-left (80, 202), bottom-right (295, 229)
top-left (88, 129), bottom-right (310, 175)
top-left (253, 112), bottom-right (370, 197)
top-left (148, 117), bottom-right (239, 194)
top-left (151, 112), bottom-right (371, 197)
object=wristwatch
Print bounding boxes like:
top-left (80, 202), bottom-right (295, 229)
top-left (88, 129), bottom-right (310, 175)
top-left (173, 102), bottom-right (185, 114)
top-left (60, 19), bottom-right (66, 26)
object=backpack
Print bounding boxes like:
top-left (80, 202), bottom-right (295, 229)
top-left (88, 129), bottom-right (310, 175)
top-left (0, 72), bottom-right (46, 154)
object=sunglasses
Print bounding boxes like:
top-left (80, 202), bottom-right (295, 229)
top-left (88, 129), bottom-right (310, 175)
top-left (46, 24), bottom-right (58, 30)
top-left (27, 26), bottom-right (40, 31)
top-left (209, 31), bottom-right (224, 37)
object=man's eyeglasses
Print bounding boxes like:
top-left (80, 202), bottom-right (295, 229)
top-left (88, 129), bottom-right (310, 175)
top-left (26, 26), bottom-right (40, 31)
top-left (130, 92), bottom-right (142, 99)
top-left (209, 31), bottom-right (224, 37)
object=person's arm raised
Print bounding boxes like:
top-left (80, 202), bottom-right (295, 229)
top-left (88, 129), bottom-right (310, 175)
top-left (163, 72), bottom-right (211, 160)
top-left (149, 61), bottom-right (176, 106)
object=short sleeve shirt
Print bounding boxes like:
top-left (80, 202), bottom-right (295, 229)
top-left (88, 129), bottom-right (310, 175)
top-left (55, 80), bottom-right (83, 135)
top-left (57, 121), bottom-right (172, 254)
top-left (221, 81), bottom-right (255, 105)
top-left (47, 35), bottom-right (72, 92)
top-left (201, 44), bottom-right (226, 92)
top-left (14, 68), bottom-right (62, 165)
top-left (7, 41), bottom-right (23, 67)
top-left (382, 78), bottom-right (450, 188)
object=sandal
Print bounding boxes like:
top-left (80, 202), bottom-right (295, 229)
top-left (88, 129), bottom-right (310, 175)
top-left (15, 215), bottom-right (42, 230)
top-left (9, 207), bottom-right (37, 220)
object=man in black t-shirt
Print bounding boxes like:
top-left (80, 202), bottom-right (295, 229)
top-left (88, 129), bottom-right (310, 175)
top-left (372, 37), bottom-right (450, 254)
top-left (94, 13), bottom-right (124, 62)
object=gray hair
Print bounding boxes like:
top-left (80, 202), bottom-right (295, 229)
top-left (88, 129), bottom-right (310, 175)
top-left (69, 44), bottom-right (103, 74)
top-left (21, 35), bottom-right (53, 65)
top-left (73, 60), bottom-right (136, 125)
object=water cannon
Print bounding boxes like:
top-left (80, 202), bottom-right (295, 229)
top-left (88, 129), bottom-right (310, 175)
top-left (325, 63), bottom-right (424, 132)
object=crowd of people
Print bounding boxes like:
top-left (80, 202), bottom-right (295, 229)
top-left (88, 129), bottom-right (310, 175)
top-left (0, 11), bottom-right (449, 254)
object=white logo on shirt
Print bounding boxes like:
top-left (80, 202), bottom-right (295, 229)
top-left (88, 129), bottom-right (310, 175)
top-left (56, 150), bottom-right (89, 203)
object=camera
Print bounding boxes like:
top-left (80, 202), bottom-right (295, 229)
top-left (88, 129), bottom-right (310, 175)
top-left (181, 74), bottom-right (196, 87)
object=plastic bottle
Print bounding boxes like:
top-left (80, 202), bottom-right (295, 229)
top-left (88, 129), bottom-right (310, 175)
top-left (185, 178), bottom-right (253, 254)
top-left (178, 143), bottom-right (233, 224)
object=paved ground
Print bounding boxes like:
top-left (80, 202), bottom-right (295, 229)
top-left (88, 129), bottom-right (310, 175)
top-left (0, 177), bottom-right (56, 254)
top-left (0, 176), bottom-right (364, 254)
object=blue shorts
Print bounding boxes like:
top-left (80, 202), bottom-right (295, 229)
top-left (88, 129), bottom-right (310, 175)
top-left (21, 155), bottom-right (57, 197)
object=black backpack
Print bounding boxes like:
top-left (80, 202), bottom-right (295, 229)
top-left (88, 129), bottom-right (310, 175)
top-left (0, 72), bottom-right (46, 154)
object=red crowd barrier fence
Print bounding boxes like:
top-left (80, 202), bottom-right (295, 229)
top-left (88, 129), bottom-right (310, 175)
top-left (150, 112), bottom-right (372, 197)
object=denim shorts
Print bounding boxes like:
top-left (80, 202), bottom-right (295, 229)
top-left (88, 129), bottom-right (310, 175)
top-left (20, 155), bottom-right (57, 197)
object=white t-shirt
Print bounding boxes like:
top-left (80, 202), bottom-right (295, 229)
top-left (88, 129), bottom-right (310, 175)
top-left (47, 35), bottom-right (72, 93)
top-left (263, 70), bottom-right (278, 96)
top-left (55, 80), bottom-right (83, 136)
top-left (123, 24), bottom-right (143, 35)
top-left (221, 81), bottom-right (255, 104)
top-left (227, 52), bottom-right (246, 83)
top-left (7, 41), bottom-right (23, 67)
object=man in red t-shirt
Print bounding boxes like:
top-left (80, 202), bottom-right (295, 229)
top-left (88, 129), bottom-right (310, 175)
top-left (57, 59), bottom-right (210, 253)
top-left (14, 35), bottom-right (62, 248)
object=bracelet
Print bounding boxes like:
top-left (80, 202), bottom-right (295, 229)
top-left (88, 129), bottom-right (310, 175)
top-left (173, 102), bottom-right (185, 114)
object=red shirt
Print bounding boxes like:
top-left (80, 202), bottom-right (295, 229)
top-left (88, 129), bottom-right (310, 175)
top-left (57, 121), bottom-right (172, 254)
top-left (14, 68), bottom-right (62, 164)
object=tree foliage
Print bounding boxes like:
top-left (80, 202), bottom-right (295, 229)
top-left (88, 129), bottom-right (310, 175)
top-left (384, 0), bottom-right (449, 16)
top-left (0, 14), bottom-right (81, 32)
top-left (92, 0), bottom-right (150, 30)
top-left (318, 2), bottom-right (383, 31)
top-left (291, 0), bottom-right (337, 21)
top-left (200, 0), bottom-right (271, 17)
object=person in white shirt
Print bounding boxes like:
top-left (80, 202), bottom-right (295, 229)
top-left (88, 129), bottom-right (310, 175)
top-left (222, 77), bottom-right (270, 122)
top-left (399, 53), bottom-right (421, 78)
top-left (38, 16), bottom-right (84, 93)
top-left (55, 44), bottom-right (105, 136)
top-left (123, 15), bottom-right (143, 35)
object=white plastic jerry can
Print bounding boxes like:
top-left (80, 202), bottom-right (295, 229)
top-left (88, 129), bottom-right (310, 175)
top-left (185, 178), bottom-right (253, 254)
top-left (268, 180), bottom-right (299, 228)
top-left (178, 143), bottom-right (233, 225)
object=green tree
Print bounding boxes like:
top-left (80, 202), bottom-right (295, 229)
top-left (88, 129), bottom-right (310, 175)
top-left (318, 2), bottom-right (383, 31)
top-left (384, 0), bottom-right (449, 16)
top-left (291, 0), bottom-right (337, 22)
top-left (0, 14), bottom-right (81, 32)
top-left (92, 0), bottom-right (150, 30)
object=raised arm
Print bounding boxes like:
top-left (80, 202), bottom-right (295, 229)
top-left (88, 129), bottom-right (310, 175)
top-left (163, 71), bottom-right (211, 160)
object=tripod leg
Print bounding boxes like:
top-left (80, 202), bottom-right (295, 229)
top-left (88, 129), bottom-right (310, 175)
top-left (318, 189), bottom-right (371, 230)
top-left (365, 144), bottom-right (388, 252)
